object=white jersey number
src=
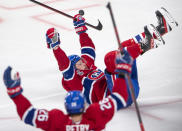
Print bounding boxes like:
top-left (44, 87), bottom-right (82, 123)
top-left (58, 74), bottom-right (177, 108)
top-left (99, 98), bottom-right (112, 111)
top-left (37, 109), bottom-right (48, 121)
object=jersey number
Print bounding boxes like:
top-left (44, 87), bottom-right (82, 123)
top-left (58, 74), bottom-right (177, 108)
top-left (37, 109), bottom-right (48, 121)
top-left (99, 98), bottom-right (112, 111)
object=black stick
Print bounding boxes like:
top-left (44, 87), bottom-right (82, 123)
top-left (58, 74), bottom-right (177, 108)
top-left (106, 2), bottom-right (145, 131)
top-left (106, 2), bottom-right (121, 49)
top-left (29, 0), bottom-right (103, 31)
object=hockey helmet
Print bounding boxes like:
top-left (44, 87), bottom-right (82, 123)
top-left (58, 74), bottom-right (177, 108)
top-left (68, 55), bottom-right (81, 66)
top-left (64, 90), bottom-right (85, 115)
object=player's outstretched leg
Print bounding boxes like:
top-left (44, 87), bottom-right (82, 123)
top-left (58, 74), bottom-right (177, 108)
top-left (131, 24), bottom-right (164, 55)
top-left (155, 7), bottom-right (178, 36)
top-left (121, 7), bottom-right (178, 56)
top-left (139, 24), bottom-right (165, 54)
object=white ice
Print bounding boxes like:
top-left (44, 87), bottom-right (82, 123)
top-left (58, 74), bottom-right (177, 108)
top-left (0, 0), bottom-right (182, 131)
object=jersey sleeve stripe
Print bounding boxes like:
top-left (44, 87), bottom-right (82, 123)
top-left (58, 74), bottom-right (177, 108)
top-left (89, 81), bottom-right (96, 104)
top-left (110, 92), bottom-right (127, 110)
top-left (105, 72), bottom-right (115, 93)
top-left (81, 54), bottom-right (95, 61)
top-left (62, 60), bottom-right (71, 74)
top-left (63, 62), bottom-right (75, 81)
top-left (81, 46), bottom-right (95, 51)
top-left (103, 88), bottom-right (108, 100)
top-left (108, 96), bottom-right (117, 112)
top-left (81, 47), bottom-right (95, 60)
top-left (22, 106), bottom-right (37, 126)
top-left (22, 106), bottom-right (33, 121)
top-left (32, 110), bottom-right (38, 127)
top-left (81, 77), bottom-right (86, 94)
top-left (82, 78), bottom-right (95, 104)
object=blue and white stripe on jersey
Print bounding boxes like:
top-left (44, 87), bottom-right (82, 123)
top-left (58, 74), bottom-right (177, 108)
top-left (133, 34), bottom-right (145, 43)
top-left (62, 61), bottom-right (75, 81)
top-left (109, 93), bottom-right (127, 111)
top-left (22, 106), bottom-right (38, 127)
top-left (82, 77), bottom-right (95, 104)
top-left (81, 46), bottom-right (95, 60)
top-left (105, 71), bottom-right (115, 93)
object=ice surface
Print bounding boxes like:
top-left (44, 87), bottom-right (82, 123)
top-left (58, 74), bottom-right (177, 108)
top-left (0, 0), bottom-right (182, 130)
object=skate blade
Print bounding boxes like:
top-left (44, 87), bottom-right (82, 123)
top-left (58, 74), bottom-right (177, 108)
top-left (160, 7), bottom-right (178, 28)
top-left (147, 24), bottom-right (165, 47)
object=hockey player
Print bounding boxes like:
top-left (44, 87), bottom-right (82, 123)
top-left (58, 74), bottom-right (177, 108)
top-left (3, 48), bottom-right (133, 130)
top-left (104, 7), bottom-right (178, 106)
top-left (46, 14), bottom-right (107, 105)
top-left (46, 8), bottom-right (178, 107)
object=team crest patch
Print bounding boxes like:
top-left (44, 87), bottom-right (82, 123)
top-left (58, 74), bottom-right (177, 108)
top-left (87, 70), bottom-right (104, 80)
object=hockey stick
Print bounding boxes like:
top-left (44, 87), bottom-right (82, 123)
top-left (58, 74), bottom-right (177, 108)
top-left (29, 0), bottom-right (103, 31)
top-left (106, 2), bottom-right (145, 131)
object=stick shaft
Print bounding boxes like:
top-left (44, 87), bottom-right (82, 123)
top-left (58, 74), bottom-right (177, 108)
top-left (30, 0), bottom-right (73, 18)
top-left (30, 0), bottom-right (102, 30)
top-left (106, 2), bottom-right (121, 49)
top-left (125, 75), bottom-right (145, 131)
top-left (106, 2), bottom-right (145, 131)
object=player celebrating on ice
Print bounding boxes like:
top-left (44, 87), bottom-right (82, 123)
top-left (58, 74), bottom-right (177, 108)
top-left (46, 7), bottom-right (178, 107)
top-left (3, 47), bottom-right (133, 130)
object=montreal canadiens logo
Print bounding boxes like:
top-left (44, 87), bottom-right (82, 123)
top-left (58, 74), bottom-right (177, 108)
top-left (88, 70), bottom-right (104, 80)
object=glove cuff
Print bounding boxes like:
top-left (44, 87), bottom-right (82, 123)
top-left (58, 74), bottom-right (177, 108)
top-left (75, 26), bottom-right (87, 35)
top-left (7, 86), bottom-right (23, 98)
top-left (115, 63), bottom-right (132, 74)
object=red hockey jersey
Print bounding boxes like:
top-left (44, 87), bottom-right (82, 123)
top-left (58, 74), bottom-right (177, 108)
top-left (12, 78), bottom-right (128, 131)
top-left (53, 33), bottom-right (107, 104)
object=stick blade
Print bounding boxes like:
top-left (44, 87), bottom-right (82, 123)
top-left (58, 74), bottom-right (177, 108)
top-left (97, 20), bottom-right (103, 30)
top-left (106, 2), bottom-right (111, 9)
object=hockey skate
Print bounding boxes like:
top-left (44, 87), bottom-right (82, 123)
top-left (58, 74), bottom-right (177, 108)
top-left (155, 7), bottom-right (178, 35)
top-left (140, 24), bottom-right (165, 54)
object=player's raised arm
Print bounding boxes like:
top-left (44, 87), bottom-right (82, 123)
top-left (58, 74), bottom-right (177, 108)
top-left (46, 28), bottom-right (70, 72)
top-left (73, 14), bottom-right (96, 68)
top-left (2, 66), bottom-right (67, 130)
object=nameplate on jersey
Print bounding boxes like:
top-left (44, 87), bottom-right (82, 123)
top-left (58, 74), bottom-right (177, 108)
top-left (66, 124), bottom-right (89, 131)
top-left (87, 70), bottom-right (104, 80)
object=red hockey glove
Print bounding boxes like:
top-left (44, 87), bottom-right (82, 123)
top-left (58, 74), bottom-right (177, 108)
top-left (126, 44), bottom-right (143, 59)
top-left (73, 14), bottom-right (87, 35)
top-left (46, 28), bottom-right (60, 49)
top-left (120, 39), bottom-right (142, 59)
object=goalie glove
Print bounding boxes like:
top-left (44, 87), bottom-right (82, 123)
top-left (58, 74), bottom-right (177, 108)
top-left (3, 66), bottom-right (23, 98)
top-left (46, 28), bottom-right (60, 49)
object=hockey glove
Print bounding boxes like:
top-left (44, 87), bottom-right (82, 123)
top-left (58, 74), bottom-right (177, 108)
top-left (46, 28), bottom-right (60, 49)
top-left (115, 49), bottom-right (133, 75)
top-left (3, 66), bottom-right (23, 98)
top-left (73, 14), bottom-right (87, 35)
